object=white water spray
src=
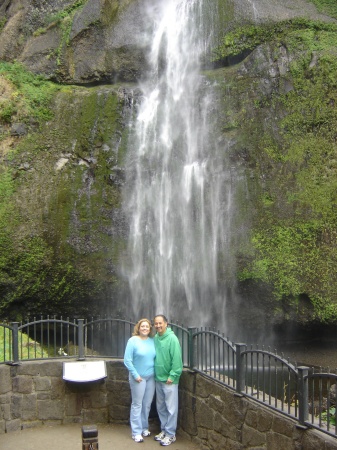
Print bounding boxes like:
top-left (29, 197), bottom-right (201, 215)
top-left (122, 0), bottom-right (234, 326)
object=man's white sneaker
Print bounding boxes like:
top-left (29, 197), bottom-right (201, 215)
top-left (142, 429), bottom-right (151, 437)
top-left (132, 434), bottom-right (144, 443)
top-left (154, 431), bottom-right (166, 441)
top-left (160, 436), bottom-right (176, 446)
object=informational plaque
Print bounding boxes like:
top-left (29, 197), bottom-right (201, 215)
top-left (63, 360), bottom-right (107, 382)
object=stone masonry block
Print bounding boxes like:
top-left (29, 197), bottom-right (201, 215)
top-left (0, 403), bottom-right (11, 420)
top-left (83, 408), bottom-right (108, 424)
top-left (11, 394), bottom-right (22, 419)
top-left (272, 414), bottom-right (294, 437)
top-left (17, 361), bottom-right (62, 377)
top-left (108, 403), bottom-right (129, 421)
top-left (195, 399), bottom-right (214, 429)
top-left (266, 431), bottom-right (295, 450)
top-left (196, 376), bottom-right (222, 399)
top-left (0, 367), bottom-right (12, 394)
top-left (214, 411), bottom-right (241, 442)
top-left (65, 393), bottom-right (82, 416)
top-left (50, 377), bottom-right (65, 399)
top-left (37, 392), bottom-right (51, 400)
top-left (179, 370), bottom-right (197, 393)
top-left (242, 423), bottom-right (266, 447)
top-left (107, 382), bottom-right (130, 408)
top-left (106, 380), bottom-right (129, 397)
top-left (83, 391), bottom-right (107, 409)
top-left (245, 408), bottom-right (258, 429)
top-left (0, 392), bottom-right (11, 404)
top-left (208, 394), bottom-right (224, 414)
top-left (256, 408), bottom-right (273, 433)
top-left (12, 376), bottom-right (33, 394)
top-left (325, 438), bottom-right (337, 450)
top-left (208, 430), bottom-right (228, 450)
top-left (301, 429), bottom-right (337, 450)
top-left (179, 405), bottom-right (197, 436)
top-left (34, 376), bottom-right (51, 391)
top-left (223, 396), bottom-right (247, 429)
top-left (5, 418), bottom-right (21, 433)
top-left (21, 393), bottom-right (37, 421)
top-left (37, 399), bottom-right (64, 420)
top-left (106, 363), bottom-right (128, 381)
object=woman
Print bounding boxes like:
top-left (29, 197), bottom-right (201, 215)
top-left (124, 318), bottom-right (156, 443)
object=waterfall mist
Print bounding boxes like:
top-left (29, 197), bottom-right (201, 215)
top-left (122, 0), bottom-right (236, 328)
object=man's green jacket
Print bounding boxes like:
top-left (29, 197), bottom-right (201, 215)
top-left (154, 327), bottom-right (183, 384)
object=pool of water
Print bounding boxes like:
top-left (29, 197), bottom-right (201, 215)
top-left (277, 340), bottom-right (337, 369)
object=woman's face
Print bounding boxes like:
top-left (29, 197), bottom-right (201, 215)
top-left (139, 321), bottom-right (151, 337)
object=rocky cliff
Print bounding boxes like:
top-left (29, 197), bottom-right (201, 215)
top-left (0, 0), bottom-right (337, 343)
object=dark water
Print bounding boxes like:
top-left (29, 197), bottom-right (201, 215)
top-left (277, 341), bottom-right (337, 370)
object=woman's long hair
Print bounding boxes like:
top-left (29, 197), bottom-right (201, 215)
top-left (132, 318), bottom-right (154, 337)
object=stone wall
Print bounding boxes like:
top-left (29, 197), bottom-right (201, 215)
top-left (1, 359), bottom-right (337, 449)
top-left (179, 370), bottom-right (337, 450)
top-left (0, 359), bottom-right (130, 434)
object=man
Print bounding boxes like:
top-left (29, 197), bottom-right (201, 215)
top-left (153, 314), bottom-right (183, 447)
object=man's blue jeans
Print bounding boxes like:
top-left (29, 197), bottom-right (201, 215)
top-left (129, 375), bottom-right (155, 436)
top-left (155, 381), bottom-right (179, 438)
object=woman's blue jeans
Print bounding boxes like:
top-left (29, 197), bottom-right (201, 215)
top-left (129, 374), bottom-right (155, 436)
top-left (155, 381), bottom-right (179, 438)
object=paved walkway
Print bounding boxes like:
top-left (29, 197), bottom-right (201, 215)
top-left (1, 423), bottom-right (200, 450)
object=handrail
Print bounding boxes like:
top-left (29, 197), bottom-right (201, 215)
top-left (1, 317), bottom-right (336, 438)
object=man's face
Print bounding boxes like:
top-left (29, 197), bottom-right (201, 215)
top-left (154, 316), bottom-right (168, 336)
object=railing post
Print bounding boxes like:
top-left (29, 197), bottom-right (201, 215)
top-left (11, 322), bottom-right (19, 364)
top-left (188, 327), bottom-right (197, 370)
top-left (77, 319), bottom-right (85, 361)
top-left (298, 366), bottom-right (309, 427)
top-left (235, 343), bottom-right (246, 396)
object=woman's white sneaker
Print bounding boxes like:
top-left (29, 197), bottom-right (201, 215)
top-left (142, 429), bottom-right (151, 437)
top-left (132, 434), bottom-right (144, 443)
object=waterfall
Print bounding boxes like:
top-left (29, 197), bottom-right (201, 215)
top-left (122, 0), bottom-right (233, 327)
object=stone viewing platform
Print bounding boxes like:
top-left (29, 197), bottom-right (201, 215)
top-left (2, 358), bottom-right (337, 449)
top-left (1, 423), bottom-right (199, 450)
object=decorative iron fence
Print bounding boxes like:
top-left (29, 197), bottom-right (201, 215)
top-left (1, 317), bottom-right (336, 438)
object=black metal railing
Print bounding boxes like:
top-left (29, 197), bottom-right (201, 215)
top-left (1, 316), bottom-right (336, 438)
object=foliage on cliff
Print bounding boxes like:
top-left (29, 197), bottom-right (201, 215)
top-left (309, 0), bottom-right (337, 18)
top-left (0, 62), bottom-right (129, 320)
top-left (213, 18), bottom-right (337, 323)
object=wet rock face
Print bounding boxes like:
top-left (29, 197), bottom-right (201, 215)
top-left (0, 0), bottom-right (153, 83)
top-left (0, 0), bottom-right (337, 328)
top-left (1, 0), bottom-right (334, 84)
top-left (232, 0), bottom-right (335, 24)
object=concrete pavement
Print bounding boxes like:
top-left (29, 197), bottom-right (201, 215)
top-left (1, 423), bottom-right (201, 450)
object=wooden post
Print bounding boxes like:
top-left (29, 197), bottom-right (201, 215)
top-left (82, 425), bottom-right (98, 450)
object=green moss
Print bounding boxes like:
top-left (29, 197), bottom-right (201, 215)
top-left (309, 0), bottom-right (337, 18)
top-left (0, 61), bottom-right (62, 126)
top-left (212, 19), bottom-right (337, 61)
top-left (0, 67), bottom-right (129, 318)
top-left (0, 17), bottom-right (7, 34)
top-left (223, 22), bottom-right (337, 322)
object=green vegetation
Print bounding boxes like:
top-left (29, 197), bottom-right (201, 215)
top-left (321, 407), bottom-right (337, 426)
top-left (0, 61), bottom-right (61, 126)
top-left (309, 0), bottom-right (337, 18)
top-left (212, 19), bottom-right (337, 61)
top-left (217, 19), bottom-right (337, 322)
top-left (0, 17), bottom-right (6, 34)
top-left (33, 0), bottom-right (87, 36)
top-left (0, 327), bottom-right (43, 361)
top-left (32, 0), bottom-right (88, 65)
top-left (0, 60), bottom-right (127, 319)
top-left (45, 0), bottom-right (88, 24)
